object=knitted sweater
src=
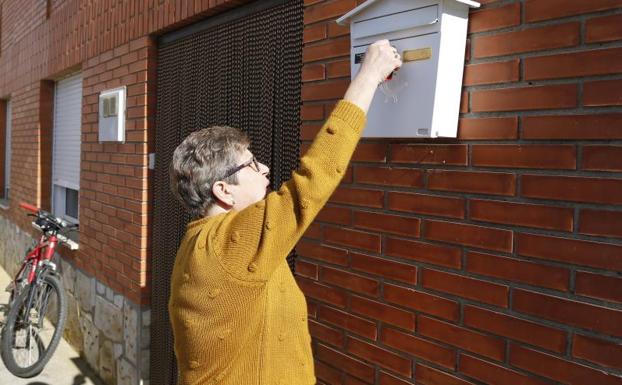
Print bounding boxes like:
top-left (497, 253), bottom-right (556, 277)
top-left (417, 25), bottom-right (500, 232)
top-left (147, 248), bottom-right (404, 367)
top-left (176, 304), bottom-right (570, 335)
top-left (169, 100), bottom-right (366, 385)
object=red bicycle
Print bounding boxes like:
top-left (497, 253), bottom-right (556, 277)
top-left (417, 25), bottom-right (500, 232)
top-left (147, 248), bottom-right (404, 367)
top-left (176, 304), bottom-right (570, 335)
top-left (1, 202), bottom-right (78, 377)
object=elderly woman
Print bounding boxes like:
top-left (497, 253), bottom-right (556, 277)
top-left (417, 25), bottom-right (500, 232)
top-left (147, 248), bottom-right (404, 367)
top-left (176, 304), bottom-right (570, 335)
top-left (168, 40), bottom-right (401, 385)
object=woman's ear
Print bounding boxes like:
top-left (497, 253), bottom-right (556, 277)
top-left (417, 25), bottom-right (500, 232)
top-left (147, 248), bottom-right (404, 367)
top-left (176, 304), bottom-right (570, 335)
top-left (212, 181), bottom-right (235, 207)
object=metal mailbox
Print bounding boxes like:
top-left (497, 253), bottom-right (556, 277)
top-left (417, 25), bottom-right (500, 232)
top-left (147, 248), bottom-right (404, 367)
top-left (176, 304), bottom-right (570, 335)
top-left (337, 0), bottom-right (480, 138)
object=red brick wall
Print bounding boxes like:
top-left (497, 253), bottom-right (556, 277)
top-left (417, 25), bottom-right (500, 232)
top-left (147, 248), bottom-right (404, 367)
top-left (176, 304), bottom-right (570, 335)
top-left (0, 0), bottom-right (254, 305)
top-left (300, 1), bottom-right (622, 384)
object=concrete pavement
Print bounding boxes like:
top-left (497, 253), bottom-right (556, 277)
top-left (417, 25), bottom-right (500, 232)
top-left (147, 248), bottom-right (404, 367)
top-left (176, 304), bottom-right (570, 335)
top-left (0, 267), bottom-right (104, 385)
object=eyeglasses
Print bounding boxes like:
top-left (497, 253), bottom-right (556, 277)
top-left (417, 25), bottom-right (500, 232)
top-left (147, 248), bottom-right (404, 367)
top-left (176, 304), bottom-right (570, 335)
top-left (223, 156), bottom-right (261, 179)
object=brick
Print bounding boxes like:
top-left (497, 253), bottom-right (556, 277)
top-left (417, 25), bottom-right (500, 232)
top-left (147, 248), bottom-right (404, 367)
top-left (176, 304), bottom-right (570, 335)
top-left (303, 23), bottom-right (326, 43)
top-left (296, 240), bottom-right (349, 266)
top-left (317, 205), bottom-right (352, 225)
top-left (469, 199), bottom-right (574, 231)
top-left (379, 372), bottom-right (411, 385)
top-left (304, 0), bottom-right (357, 24)
top-left (352, 143), bottom-right (387, 162)
top-left (316, 343), bottom-right (374, 381)
top-left (471, 84), bottom-right (577, 112)
top-left (347, 337), bottom-right (412, 377)
top-left (302, 79), bottom-right (349, 101)
top-left (319, 306), bottom-right (377, 340)
top-left (385, 237), bottom-right (462, 269)
top-left (324, 226), bottom-right (381, 252)
top-left (297, 277), bottom-right (347, 308)
top-left (525, 47), bottom-right (622, 80)
top-left (416, 363), bottom-right (475, 385)
top-left (572, 334), bottom-right (622, 370)
top-left (353, 211), bottom-right (420, 237)
top-left (350, 252), bottom-right (417, 285)
top-left (301, 104), bottom-right (324, 121)
top-left (391, 144), bottom-right (468, 166)
top-left (473, 23), bottom-right (579, 58)
top-left (510, 344), bottom-right (622, 385)
top-left (418, 316), bottom-right (505, 361)
top-left (525, 0), bottom-right (622, 22)
top-left (328, 22), bottom-right (350, 38)
top-left (517, 232), bottom-right (622, 271)
top-left (309, 319), bottom-right (345, 347)
top-left (586, 14), bottom-right (622, 43)
top-left (584, 79), bottom-right (622, 107)
top-left (327, 59), bottom-right (350, 78)
top-left (576, 271), bottom-right (622, 304)
top-left (582, 145), bottom-right (622, 172)
top-left (423, 220), bottom-right (513, 253)
top-left (428, 170), bottom-right (516, 196)
top-left (354, 166), bottom-right (423, 188)
top-left (381, 328), bottom-right (456, 370)
top-left (330, 187), bottom-right (384, 208)
top-left (458, 117), bottom-right (518, 140)
top-left (468, 2), bottom-right (520, 33)
top-left (384, 283), bottom-right (459, 321)
top-left (421, 269), bottom-right (509, 307)
top-left (302, 63), bottom-right (325, 81)
top-left (321, 266), bottom-right (380, 297)
top-left (303, 37), bottom-right (350, 63)
top-left (315, 360), bottom-right (343, 384)
top-left (350, 295), bottom-right (415, 331)
top-left (521, 174), bottom-right (622, 205)
top-left (460, 354), bottom-right (552, 385)
top-left (523, 114), bottom-right (622, 140)
top-left (463, 60), bottom-right (520, 86)
top-left (471, 144), bottom-right (576, 170)
top-left (463, 305), bottom-right (567, 354)
top-left (513, 289), bottom-right (622, 337)
top-left (579, 208), bottom-right (622, 238)
top-left (388, 192), bottom-right (465, 219)
top-left (467, 251), bottom-right (569, 291)
top-left (296, 260), bottom-right (318, 279)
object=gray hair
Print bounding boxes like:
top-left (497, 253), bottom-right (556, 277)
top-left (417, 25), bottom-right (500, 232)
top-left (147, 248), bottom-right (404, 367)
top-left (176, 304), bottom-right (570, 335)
top-left (169, 126), bottom-right (250, 218)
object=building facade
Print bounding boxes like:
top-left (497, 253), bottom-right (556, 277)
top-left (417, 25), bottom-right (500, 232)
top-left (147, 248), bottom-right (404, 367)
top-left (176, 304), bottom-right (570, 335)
top-left (0, 0), bottom-right (621, 385)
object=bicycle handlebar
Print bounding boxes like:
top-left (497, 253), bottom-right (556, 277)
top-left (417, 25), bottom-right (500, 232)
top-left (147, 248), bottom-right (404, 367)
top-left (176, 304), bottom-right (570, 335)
top-left (19, 202), bottom-right (38, 213)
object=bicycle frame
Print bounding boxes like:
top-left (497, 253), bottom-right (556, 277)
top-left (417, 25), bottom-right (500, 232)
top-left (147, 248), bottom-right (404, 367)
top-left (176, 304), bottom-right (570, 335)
top-left (13, 234), bottom-right (58, 288)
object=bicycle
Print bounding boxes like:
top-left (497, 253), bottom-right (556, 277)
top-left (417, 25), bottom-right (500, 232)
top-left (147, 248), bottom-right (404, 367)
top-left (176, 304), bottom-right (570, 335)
top-left (1, 202), bottom-right (78, 378)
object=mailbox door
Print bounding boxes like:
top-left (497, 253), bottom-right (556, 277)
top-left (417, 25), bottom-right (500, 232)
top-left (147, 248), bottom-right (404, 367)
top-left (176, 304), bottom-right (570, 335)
top-left (352, 33), bottom-right (440, 138)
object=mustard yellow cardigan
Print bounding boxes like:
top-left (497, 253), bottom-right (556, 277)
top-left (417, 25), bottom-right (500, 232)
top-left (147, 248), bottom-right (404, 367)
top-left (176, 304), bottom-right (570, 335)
top-left (169, 101), bottom-right (366, 385)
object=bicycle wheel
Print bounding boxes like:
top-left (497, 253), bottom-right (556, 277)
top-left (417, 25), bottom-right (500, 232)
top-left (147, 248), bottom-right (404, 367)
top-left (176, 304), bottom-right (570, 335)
top-left (1, 273), bottom-right (67, 378)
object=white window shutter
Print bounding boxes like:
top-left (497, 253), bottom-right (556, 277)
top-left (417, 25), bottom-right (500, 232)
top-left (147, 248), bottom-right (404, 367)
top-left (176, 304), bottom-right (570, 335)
top-left (53, 74), bottom-right (82, 191)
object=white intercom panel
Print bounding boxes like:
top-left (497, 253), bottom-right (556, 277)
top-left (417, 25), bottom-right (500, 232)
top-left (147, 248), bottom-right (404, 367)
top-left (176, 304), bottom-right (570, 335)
top-left (98, 87), bottom-right (126, 142)
top-left (337, 0), bottom-right (480, 138)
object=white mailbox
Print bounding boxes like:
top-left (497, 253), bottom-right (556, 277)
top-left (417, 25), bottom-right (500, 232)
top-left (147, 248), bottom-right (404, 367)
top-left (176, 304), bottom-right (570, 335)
top-left (98, 87), bottom-right (126, 142)
top-left (337, 0), bottom-right (480, 138)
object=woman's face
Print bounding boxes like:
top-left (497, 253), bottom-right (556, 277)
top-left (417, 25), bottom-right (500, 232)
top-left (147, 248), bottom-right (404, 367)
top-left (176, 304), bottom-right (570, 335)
top-left (229, 149), bottom-right (270, 210)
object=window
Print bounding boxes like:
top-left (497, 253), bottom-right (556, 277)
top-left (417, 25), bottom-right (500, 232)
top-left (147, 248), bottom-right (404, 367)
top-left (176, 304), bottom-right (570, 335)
top-left (52, 73), bottom-right (81, 223)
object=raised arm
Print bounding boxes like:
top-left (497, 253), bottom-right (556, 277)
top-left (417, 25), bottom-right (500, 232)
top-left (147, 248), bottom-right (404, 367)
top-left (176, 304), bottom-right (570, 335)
top-left (213, 40), bottom-right (402, 281)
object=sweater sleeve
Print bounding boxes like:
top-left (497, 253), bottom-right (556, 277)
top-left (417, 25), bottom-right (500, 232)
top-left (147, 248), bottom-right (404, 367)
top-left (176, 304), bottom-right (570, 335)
top-left (209, 100), bottom-right (366, 282)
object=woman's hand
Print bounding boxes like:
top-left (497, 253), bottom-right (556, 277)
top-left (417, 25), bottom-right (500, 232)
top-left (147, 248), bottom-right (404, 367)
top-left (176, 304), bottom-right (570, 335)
top-left (358, 39), bottom-right (403, 86)
top-left (344, 39), bottom-right (403, 114)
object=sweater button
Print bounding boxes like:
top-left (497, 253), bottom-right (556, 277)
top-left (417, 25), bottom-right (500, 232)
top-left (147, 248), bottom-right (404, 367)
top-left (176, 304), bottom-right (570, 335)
top-left (197, 240), bottom-right (204, 249)
top-left (300, 199), bottom-right (310, 209)
top-left (217, 329), bottom-right (231, 340)
top-left (189, 360), bottom-right (199, 369)
top-left (247, 262), bottom-right (258, 272)
top-left (336, 166), bottom-right (343, 174)
top-left (208, 288), bottom-right (220, 298)
top-left (265, 221), bottom-right (273, 230)
top-left (231, 232), bottom-right (240, 243)
top-left (326, 127), bottom-right (336, 135)
top-left (215, 373), bottom-right (224, 381)
top-left (278, 333), bottom-right (286, 341)
top-left (182, 273), bottom-right (190, 282)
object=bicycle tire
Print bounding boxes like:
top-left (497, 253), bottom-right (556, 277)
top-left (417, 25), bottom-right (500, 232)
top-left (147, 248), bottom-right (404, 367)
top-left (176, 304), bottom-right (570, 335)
top-left (1, 274), bottom-right (67, 378)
